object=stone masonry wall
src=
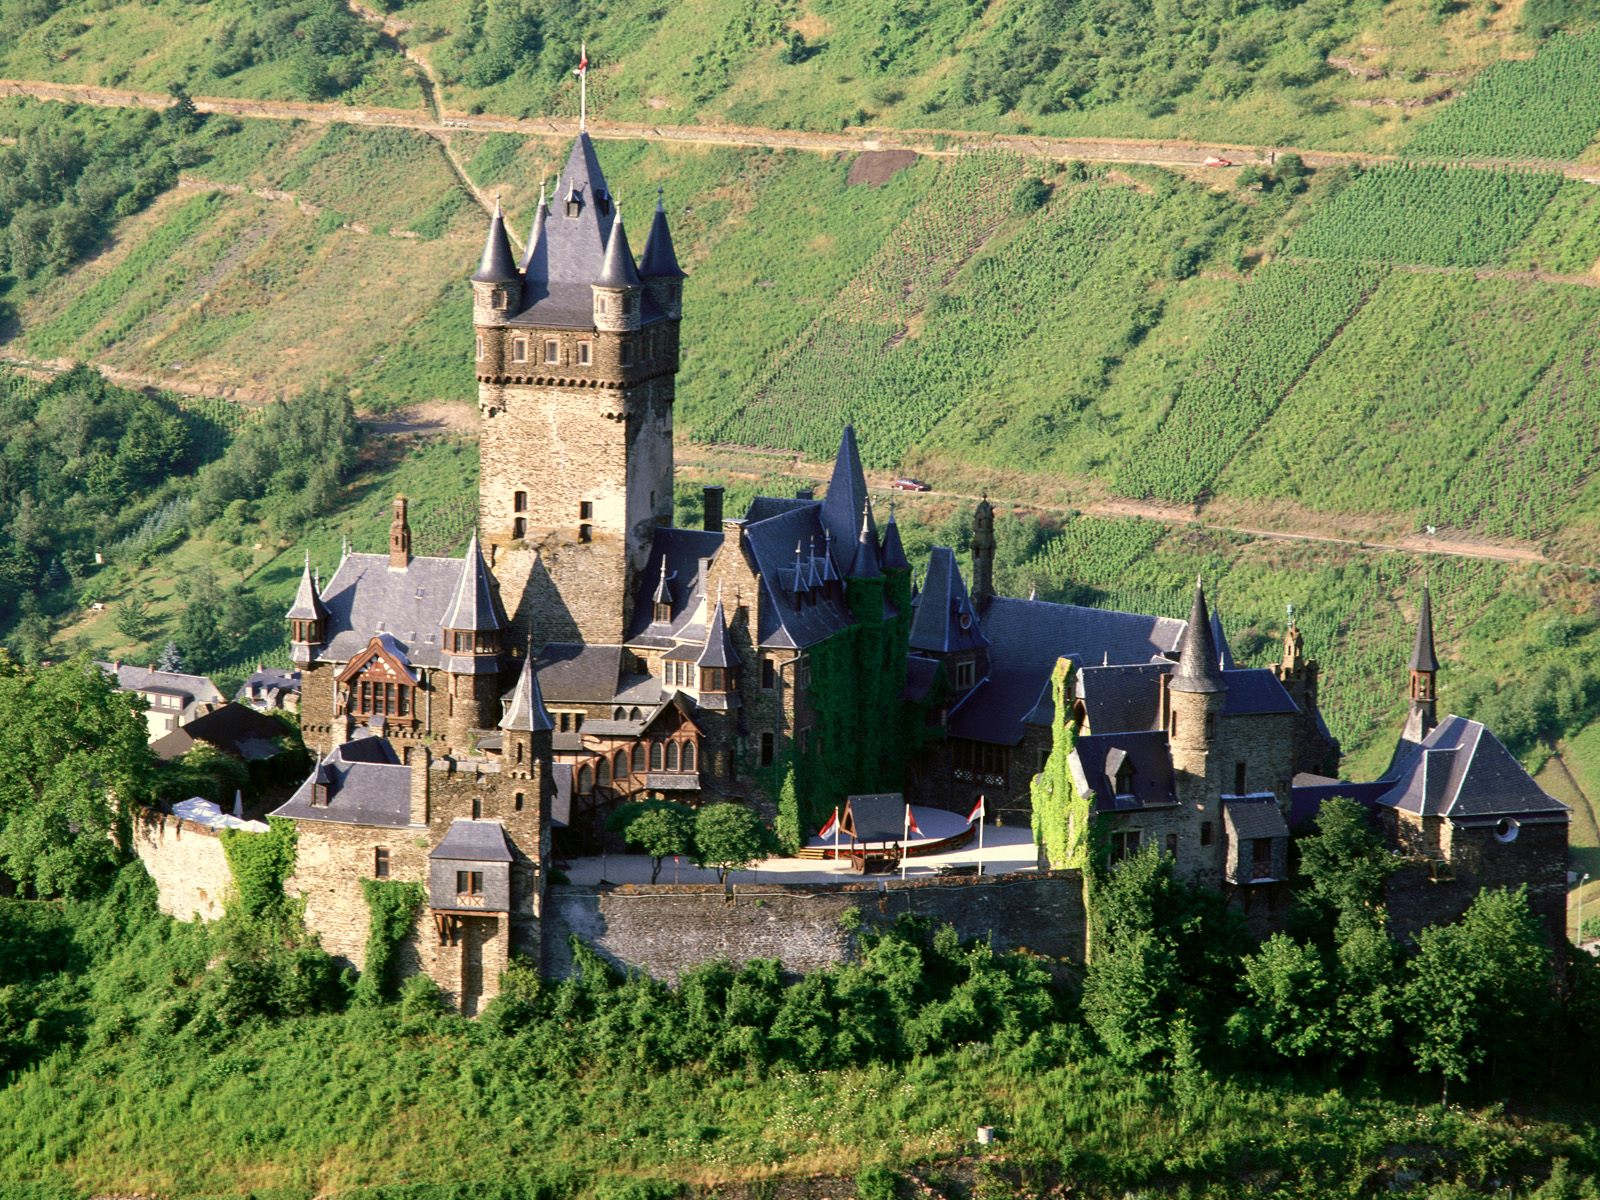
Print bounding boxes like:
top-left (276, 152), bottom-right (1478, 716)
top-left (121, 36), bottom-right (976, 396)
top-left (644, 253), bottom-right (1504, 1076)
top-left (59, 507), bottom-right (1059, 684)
top-left (131, 809), bottom-right (235, 922)
top-left (543, 869), bottom-right (1086, 982)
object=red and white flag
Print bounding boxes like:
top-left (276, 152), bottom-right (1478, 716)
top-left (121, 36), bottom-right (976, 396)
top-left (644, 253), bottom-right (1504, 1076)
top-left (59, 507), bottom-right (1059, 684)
top-left (819, 808), bottom-right (839, 839)
top-left (574, 44), bottom-right (588, 76)
top-left (904, 805), bottom-right (922, 839)
top-left (965, 795), bottom-right (986, 826)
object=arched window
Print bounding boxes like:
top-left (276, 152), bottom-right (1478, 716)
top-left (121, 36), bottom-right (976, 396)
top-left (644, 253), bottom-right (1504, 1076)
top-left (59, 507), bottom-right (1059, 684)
top-left (632, 743), bottom-right (646, 773)
top-left (614, 707), bottom-right (626, 720)
top-left (578, 764), bottom-right (593, 793)
top-left (682, 742), bottom-right (696, 772)
top-left (514, 791), bottom-right (524, 811)
top-left (597, 756), bottom-right (611, 787)
top-left (665, 741), bottom-right (679, 771)
top-left (614, 750), bottom-right (628, 780)
top-left (630, 707), bottom-right (642, 721)
top-left (650, 741), bottom-right (663, 770)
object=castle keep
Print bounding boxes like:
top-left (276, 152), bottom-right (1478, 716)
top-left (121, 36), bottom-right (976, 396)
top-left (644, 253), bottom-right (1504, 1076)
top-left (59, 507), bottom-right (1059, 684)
top-left (227, 133), bottom-right (1569, 1010)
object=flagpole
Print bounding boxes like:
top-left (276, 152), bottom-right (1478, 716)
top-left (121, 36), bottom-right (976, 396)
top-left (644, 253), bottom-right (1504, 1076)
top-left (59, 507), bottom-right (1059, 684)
top-left (579, 41), bottom-right (587, 131)
top-left (901, 805), bottom-right (909, 880)
top-left (833, 806), bottom-right (840, 869)
top-left (978, 795), bottom-right (985, 876)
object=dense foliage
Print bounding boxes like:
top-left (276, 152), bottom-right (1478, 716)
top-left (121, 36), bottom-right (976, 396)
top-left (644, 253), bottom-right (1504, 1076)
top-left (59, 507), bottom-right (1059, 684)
top-left (356, 879), bottom-right (425, 1004)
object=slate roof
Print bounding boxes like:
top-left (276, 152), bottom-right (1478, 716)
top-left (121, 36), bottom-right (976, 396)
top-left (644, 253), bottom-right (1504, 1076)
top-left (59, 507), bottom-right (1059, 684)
top-left (1410, 587), bottom-right (1439, 673)
top-left (909, 547), bottom-right (987, 654)
top-left (1170, 579), bottom-right (1226, 694)
top-left (1210, 607), bottom-right (1235, 671)
top-left (519, 186), bottom-right (549, 275)
top-left (639, 191), bottom-right (685, 278)
top-left (1072, 731), bottom-right (1177, 813)
top-left (1222, 669), bottom-right (1298, 717)
top-left (315, 552), bottom-right (466, 668)
top-left (625, 527), bottom-right (724, 644)
top-left (287, 557), bottom-right (328, 622)
top-left (597, 209), bottom-right (643, 287)
top-left (1077, 662), bottom-right (1171, 733)
top-left (471, 199), bottom-right (519, 284)
top-left (150, 702), bottom-right (289, 763)
top-left (1374, 714), bottom-right (1568, 825)
top-left (98, 662), bottom-right (224, 709)
top-left (820, 426), bottom-right (870, 565)
top-left (904, 655), bottom-right (940, 703)
top-left (880, 512), bottom-right (909, 572)
top-left (1224, 798), bottom-right (1290, 840)
top-left (500, 657), bottom-right (554, 732)
top-left (441, 532), bottom-right (503, 634)
top-left (273, 735), bottom-right (412, 828)
top-left (740, 500), bottom-right (857, 650)
top-left (430, 819), bottom-right (514, 862)
top-left (697, 601), bottom-right (739, 668)
top-left (238, 666), bottom-right (301, 701)
top-left (536, 644), bottom-right (627, 703)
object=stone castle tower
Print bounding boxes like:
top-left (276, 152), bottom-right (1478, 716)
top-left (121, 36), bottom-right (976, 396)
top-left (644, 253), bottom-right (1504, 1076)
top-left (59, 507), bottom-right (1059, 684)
top-left (472, 136), bottom-right (685, 645)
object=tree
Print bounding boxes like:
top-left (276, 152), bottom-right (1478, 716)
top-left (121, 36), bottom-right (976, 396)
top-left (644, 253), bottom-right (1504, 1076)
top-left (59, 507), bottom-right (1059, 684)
top-left (114, 585), bottom-right (155, 643)
top-left (609, 800), bottom-right (695, 884)
top-left (156, 640), bottom-right (184, 673)
top-left (1296, 796), bottom-right (1396, 930)
top-left (1227, 933), bottom-right (1336, 1061)
top-left (693, 803), bottom-right (773, 883)
top-left (0, 656), bottom-right (152, 897)
top-left (175, 565), bottom-right (225, 671)
top-left (1401, 886), bottom-right (1552, 1102)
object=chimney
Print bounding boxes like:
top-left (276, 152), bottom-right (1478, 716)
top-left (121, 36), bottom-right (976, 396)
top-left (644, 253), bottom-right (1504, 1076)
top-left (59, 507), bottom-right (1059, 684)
top-left (702, 485), bottom-right (724, 532)
top-left (410, 744), bottom-right (431, 826)
top-left (332, 713), bottom-right (352, 747)
top-left (389, 495), bottom-right (412, 569)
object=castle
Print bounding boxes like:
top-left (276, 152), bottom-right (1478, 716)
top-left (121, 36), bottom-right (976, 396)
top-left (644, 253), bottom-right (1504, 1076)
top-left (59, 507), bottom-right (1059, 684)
top-left (235, 133), bottom-right (1569, 1012)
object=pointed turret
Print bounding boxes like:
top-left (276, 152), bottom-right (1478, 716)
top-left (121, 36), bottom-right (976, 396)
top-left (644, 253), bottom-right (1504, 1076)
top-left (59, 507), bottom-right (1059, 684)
top-left (519, 180), bottom-right (550, 278)
top-left (881, 508), bottom-right (910, 572)
top-left (442, 531), bottom-right (504, 638)
top-left (1209, 606), bottom-right (1235, 671)
top-left (1170, 577), bottom-right (1227, 695)
top-left (971, 493), bottom-right (996, 608)
top-left (1403, 586), bottom-right (1439, 744)
top-left (500, 656), bottom-right (554, 733)
top-left (1410, 587), bottom-right (1439, 674)
top-left (849, 500), bottom-right (882, 580)
top-left (471, 196), bottom-right (519, 284)
top-left (821, 426), bottom-right (870, 565)
top-left (696, 600), bottom-right (740, 670)
top-left (597, 208), bottom-right (643, 288)
top-left (640, 188), bottom-right (685, 279)
top-left (287, 553), bottom-right (327, 664)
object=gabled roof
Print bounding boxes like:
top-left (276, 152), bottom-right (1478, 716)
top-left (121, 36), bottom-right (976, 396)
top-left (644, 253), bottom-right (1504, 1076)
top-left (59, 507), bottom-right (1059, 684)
top-left (98, 662), bottom-right (224, 708)
top-left (1410, 587), bottom-right (1439, 673)
top-left (287, 556), bottom-right (328, 622)
top-left (500, 657), bottom-right (554, 732)
top-left (1170, 578), bottom-right (1227, 695)
top-left (430, 819), bottom-right (514, 863)
top-left (441, 531), bottom-right (503, 634)
top-left (1072, 731), bottom-right (1177, 813)
top-left (1374, 714), bottom-right (1568, 824)
top-left (696, 601), bottom-right (739, 668)
top-left (639, 191), bottom-right (685, 278)
top-left (471, 198), bottom-right (519, 284)
top-left (150, 702), bottom-right (289, 762)
top-left (597, 209), bottom-right (643, 288)
top-left (272, 734), bottom-right (412, 828)
top-left (909, 547), bottom-right (986, 654)
top-left (1224, 798), bottom-right (1290, 841)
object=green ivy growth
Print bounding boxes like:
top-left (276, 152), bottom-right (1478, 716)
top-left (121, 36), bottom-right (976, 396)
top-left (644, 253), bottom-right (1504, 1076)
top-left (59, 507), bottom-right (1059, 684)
top-left (356, 879), bottom-right (425, 1005)
top-left (219, 816), bottom-right (298, 923)
top-left (1030, 658), bottom-right (1089, 870)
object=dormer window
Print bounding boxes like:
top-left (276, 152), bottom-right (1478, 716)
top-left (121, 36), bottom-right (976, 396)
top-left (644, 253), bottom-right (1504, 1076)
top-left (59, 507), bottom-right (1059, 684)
top-left (655, 601), bottom-right (671, 624)
top-left (1114, 761), bottom-right (1135, 797)
top-left (565, 194), bottom-right (582, 218)
top-left (955, 661), bottom-right (975, 689)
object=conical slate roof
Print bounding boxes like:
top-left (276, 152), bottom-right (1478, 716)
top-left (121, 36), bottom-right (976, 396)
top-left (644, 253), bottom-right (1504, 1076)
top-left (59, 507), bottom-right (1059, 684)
top-left (597, 208), bottom-right (643, 288)
top-left (1410, 587), bottom-right (1439, 673)
top-left (908, 546), bottom-right (986, 654)
top-left (286, 554), bottom-right (327, 621)
top-left (640, 189), bottom-right (685, 278)
top-left (696, 601), bottom-right (740, 668)
top-left (442, 532), bottom-right (502, 632)
top-left (652, 559), bottom-right (673, 608)
top-left (471, 198), bottom-right (519, 284)
top-left (849, 501), bottom-right (882, 580)
top-left (537, 133), bottom-right (617, 285)
top-left (881, 511), bottom-right (909, 572)
top-left (500, 657), bottom-right (554, 732)
top-left (1170, 577), bottom-right (1227, 695)
top-left (822, 426), bottom-right (870, 567)
top-left (1209, 606), bottom-right (1235, 671)
top-left (519, 182), bottom-right (550, 276)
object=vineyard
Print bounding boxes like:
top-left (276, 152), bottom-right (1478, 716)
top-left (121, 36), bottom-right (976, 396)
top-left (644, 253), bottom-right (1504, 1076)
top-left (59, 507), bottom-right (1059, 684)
top-left (1285, 166), bottom-right (1562, 268)
top-left (1112, 261), bottom-right (1382, 505)
top-left (1405, 26), bottom-right (1600, 162)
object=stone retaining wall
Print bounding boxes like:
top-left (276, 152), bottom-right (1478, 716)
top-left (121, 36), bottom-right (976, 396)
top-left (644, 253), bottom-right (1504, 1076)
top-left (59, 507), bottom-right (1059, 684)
top-left (131, 809), bottom-right (234, 922)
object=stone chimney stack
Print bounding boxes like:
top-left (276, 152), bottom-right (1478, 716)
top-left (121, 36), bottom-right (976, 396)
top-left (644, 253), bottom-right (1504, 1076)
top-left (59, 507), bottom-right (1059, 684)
top-left (389, 495), bottom-right (412, 570)
top-left (410, 744), bottom-right (431, 827)
top-left (702, 485), bottom-right (724, 532)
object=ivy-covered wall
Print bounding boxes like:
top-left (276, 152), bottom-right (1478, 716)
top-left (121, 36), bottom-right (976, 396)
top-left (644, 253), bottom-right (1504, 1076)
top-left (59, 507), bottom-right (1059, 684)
top-left (776, 562), bottom-right (927, 849)
top-left (355, 878), bottom-right (425, 1003)
top-left (1031, 659), bottom-right (1090, 871)
top-left (219, 816), bottom-right (298, 922)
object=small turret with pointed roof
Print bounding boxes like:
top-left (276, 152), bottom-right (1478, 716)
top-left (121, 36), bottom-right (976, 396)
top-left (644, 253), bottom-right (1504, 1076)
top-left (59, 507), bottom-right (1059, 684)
top-left (1410, 586), bottom-right (1439, 674)
top-left (881, 505), bottom-right (910, 572)
top-left (597, 208), bottom-right (643, 288)
top-left (593, 207), bottom-right (643, 333)
top-left (1404, 586), bottom-right (1439, 743)
top-left (1170, 576), bottom-right (1228, 695)
top-left (500, 655), bottom-right (554, 734)
top-left (287, 552), bottom-right (327, 664)
top-left (471, 194), bottom-right (521, 327)
top-left (640, 186), bottom-right (686, 321)
top-left (849, 499), bottom-right (883, 580)
top-left (442, 531), bottom-right (503, 653)
top-left (519, 180), bottom-right (550, 278)
top-left (697, 600), bottom-right (740, 670)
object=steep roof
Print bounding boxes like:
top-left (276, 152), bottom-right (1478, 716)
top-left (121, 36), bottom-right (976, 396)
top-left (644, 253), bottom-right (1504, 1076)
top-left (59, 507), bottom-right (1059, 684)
top-left (696, 601), bottom-right (740, 668)
top-left (820, 426), bottom-right (870, 564)
top-left (519, 183), bottom-right (550, 276)
top-left (286, 556), bottom-right (328, 622)
top-left (740, 501), bottom-right (857, 650)
top-left (909, 547), bottom-right (986, 655)
top-left (880, 511), bottom-right (909, 571)
top-left (441, 531), bottom-right (503, 634)
top-left (1072, 731), bottom-right (1178, 813)
top-left (272, 735), bottom-right (412, 828)
top-left (500, 657), bottom-right (554, 732)
top-left (597, 209), bottom-right (643, 288)
top-left (1210, 606), bottom-right (1235, 671)
top-left (639, 190), bottom-right (685, 278)
top-left (1170, 578), bottom-right (1227, 695)
top-left (430, 819), bottom-right (514, 863)
top-left (849, 502), bottom-right (883, 580)
top-left (470, 198), bottom-right (519, 284)
top-left (625, 526), bottom-right (724, 645)
top-left (315, 552), bottom-right (467, 669)
top-left (1075, 661), bottom-right (1297, 736)
top-left (543, 133), bottom-right (615, 284)
top-left (1410, 587), bottom-right (1439, 673)
top-left (1374, 714), bottom-right (1568, 824)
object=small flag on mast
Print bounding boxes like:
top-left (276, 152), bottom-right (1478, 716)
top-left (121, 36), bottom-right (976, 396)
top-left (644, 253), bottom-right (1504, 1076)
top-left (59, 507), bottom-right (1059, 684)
top-left (818, 809), bottom-right (839, 839)
top-left (965, 795), bottom-right (985, 826)
top-left (905, 805), bottom-right (922, 838)
top-left (574, 42), bottom-right (589, 130)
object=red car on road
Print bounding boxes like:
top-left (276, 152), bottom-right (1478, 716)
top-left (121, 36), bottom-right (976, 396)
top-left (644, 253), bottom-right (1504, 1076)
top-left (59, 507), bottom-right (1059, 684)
top-left (890, 478), bottom-right (931, 492)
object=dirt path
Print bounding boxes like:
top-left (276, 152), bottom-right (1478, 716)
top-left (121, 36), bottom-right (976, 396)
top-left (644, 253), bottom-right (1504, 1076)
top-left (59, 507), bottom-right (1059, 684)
top-left (5, 76), bottom-right (1600, 183)
top-left (1289, 255), bottom-right (1600, 288)
top-left (174, 173), bottom-right (423, 237)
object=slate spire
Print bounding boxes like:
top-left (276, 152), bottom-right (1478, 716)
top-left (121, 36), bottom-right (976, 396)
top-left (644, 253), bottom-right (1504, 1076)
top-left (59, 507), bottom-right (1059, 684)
top-left (287, 552), bottom-right (328, 622)
top-left (471, 195), bottom-right (519, 284)
top-left (597, 207), bottom-right (643, 288)
top-left (519, 179), bottom-right (551, 278)
top-left (881, 506), bottom-right (909, 572)
top-left (442, 531), bottom-right (503, 633)
top-left (1410, 586), bottom-right (1439, 674)
top-left (1170, 576), bottom-right (1227, 694)
top-left (639, 186), bottom-right (685, 278)
top-left (499, 656), bottom-right (554, 733)
top-left (696, 600), bottom-right (740, 669)
top-left (822, 425), bottom-right (870, 567)
top-left (849, 499), bottom-right (882, 580)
